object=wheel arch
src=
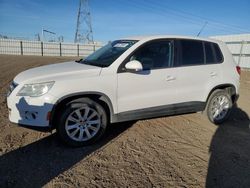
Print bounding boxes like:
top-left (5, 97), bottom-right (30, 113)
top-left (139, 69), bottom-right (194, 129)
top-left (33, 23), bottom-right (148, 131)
top-left (206, 84), bottom-right (237, 104)
top-left (49, 92), bottom-right (114, 129)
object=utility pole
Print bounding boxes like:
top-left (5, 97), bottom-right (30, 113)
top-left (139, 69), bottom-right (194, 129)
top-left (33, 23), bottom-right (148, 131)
top-left (58, 36), bottom-right (64, 42)
top-left (41, 28), bottom-right (56, 42)
top-left (74, 0), bottom-right (94, 44)
top-left (35, 33), bottom-right (40, 41)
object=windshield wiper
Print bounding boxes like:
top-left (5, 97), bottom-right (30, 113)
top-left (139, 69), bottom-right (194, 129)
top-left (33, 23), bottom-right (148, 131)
top-left (78, 59), bottom-right (106, 67)
top-left (75, 58), bottom-right (83, 63)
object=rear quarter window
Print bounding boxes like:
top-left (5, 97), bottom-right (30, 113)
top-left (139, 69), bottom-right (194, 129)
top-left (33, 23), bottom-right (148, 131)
top-left (204, 41), bottom-right (223, 64)
top-left (213, 43), bottom-right (223, 63)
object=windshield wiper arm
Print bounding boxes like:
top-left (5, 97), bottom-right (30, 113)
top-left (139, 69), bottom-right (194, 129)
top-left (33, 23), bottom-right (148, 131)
top-left (77, 59), bottom-right (107, 67)
top-left (75, 58), bottom-right (83, 63)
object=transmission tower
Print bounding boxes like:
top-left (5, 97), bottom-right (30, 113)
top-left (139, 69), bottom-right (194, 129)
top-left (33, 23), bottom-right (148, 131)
top-left (74, 0), bottom-right (94, 44)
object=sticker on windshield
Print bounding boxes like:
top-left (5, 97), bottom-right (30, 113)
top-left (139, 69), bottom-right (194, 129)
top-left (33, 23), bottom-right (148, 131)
top-left (114, 43), bottom-right (129, 48)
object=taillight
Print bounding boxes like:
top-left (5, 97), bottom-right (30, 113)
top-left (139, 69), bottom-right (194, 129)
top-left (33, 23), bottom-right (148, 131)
top-left (236, 66), bottom-right (241, 75)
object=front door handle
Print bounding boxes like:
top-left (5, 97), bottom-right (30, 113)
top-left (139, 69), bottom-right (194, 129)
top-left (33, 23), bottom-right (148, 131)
top-left (166, 76), bottom-right (176, 81)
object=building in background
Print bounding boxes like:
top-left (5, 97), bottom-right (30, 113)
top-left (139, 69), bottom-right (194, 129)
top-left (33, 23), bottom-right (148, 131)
top-left (211, 34), bottom-right (250, 69)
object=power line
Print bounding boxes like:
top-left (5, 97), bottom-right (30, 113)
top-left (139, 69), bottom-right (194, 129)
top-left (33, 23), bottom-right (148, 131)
top-left (120, 0), bottom-right (203, 27)
top-left (119, 0), bottom-right (249, 35)
top-left (145, 0), bottom-right (250, 33)
top-left (43, 30), bottom-right (56, 35)
top-left (118, 0), bottom-right (228, 34)
top-left (137, 0), bottom-right (250, 33)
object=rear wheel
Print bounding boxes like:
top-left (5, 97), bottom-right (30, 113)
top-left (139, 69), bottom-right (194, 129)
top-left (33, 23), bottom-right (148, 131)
top-left (56, 98), bottom-right (107, 147)
top-left (206, 89), bottom-right (233, 124)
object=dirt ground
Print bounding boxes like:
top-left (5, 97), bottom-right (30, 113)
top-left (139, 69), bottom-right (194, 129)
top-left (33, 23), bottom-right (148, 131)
top-left (0, 54), bottom-right (249, 188)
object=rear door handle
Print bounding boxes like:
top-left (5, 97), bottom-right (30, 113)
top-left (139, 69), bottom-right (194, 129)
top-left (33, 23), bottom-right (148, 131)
top-left (210, 72), bottom-right (217, 77)
top-left (166, 76), bottom-right (176, 81)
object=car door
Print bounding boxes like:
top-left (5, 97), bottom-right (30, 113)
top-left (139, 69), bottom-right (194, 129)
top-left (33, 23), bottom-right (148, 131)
top-left (172, 39), bottom-right (223, 104)
top-left (117, 40), bottom-right (178, 113)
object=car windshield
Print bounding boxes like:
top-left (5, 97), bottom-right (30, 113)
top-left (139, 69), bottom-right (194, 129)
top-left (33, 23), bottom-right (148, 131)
top-left (79, 40), bottom-right (138, 67)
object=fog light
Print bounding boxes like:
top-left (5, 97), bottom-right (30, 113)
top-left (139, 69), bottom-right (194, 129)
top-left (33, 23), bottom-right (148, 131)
top-left (25, 111), bottom-right (38, 120)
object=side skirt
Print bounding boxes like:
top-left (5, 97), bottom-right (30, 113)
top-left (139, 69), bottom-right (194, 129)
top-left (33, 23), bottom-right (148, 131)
top-left (111, 101), bottom-right (206, 123)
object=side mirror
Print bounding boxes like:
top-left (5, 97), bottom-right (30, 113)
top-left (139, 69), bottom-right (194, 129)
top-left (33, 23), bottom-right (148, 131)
top-left (125, 60), bottom-right (143, 72)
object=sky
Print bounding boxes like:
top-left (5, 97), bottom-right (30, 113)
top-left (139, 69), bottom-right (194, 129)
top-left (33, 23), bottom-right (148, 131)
top-left (0, 0), bottom-right (250, 43)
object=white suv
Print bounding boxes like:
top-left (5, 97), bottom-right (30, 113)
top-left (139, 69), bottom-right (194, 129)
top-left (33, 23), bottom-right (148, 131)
top-left (7, 35), bottom-right (240, 146)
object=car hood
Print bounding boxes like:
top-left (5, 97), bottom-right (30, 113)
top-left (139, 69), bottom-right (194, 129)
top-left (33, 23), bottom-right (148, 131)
top-left (14, 61), bottom-right (102, 84)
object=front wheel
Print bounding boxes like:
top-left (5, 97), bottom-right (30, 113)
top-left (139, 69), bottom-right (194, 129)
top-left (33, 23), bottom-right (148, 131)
top-left (56, 98), bottom-right (108, 147)
top-left (206, 89), bottom-right (233, 124)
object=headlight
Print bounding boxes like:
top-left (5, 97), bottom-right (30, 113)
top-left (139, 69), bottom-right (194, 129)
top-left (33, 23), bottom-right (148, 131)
top-left (17, 81), bottom-right (55, 97)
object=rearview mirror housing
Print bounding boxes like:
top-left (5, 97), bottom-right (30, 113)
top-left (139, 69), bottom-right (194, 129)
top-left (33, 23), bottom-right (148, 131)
top-left (125, 60), bottom-right (143, 72)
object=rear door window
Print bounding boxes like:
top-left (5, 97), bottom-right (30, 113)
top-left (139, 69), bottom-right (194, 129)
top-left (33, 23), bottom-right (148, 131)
top-left (176, 40), bottom-right (205, 66)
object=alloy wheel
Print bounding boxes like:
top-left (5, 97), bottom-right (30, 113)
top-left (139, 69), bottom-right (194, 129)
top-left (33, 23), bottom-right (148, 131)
top-left (65, 107), bottom-right (101, 141)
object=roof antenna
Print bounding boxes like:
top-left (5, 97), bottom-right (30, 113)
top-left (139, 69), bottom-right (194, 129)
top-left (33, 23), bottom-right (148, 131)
top-left (197, 22), bottom-right (208, 37)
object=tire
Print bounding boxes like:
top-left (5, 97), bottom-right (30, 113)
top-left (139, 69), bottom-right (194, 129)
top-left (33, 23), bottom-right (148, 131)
top-left (56, 98), bottom-right (108, 147)
top-left (206, 89), bottom-right (233, 124)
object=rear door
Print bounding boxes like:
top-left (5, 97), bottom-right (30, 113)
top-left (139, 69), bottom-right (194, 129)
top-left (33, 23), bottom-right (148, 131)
top-left (172, 39), bottom-right (223, 103)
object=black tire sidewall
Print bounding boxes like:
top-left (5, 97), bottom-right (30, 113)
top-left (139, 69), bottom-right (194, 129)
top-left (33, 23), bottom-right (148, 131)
top-left (56, 98), bottom-right (107, 147)
top-left (206, 89), bottom-right (233, 124)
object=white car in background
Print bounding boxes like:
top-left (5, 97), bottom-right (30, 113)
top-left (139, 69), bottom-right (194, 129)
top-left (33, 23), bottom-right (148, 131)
top-left (7, 35), bottom-right (240, 146)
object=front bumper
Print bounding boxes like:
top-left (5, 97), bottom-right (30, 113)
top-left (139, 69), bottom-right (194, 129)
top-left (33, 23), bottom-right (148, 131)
top-left (7, 92), bottom-right (58, 127)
